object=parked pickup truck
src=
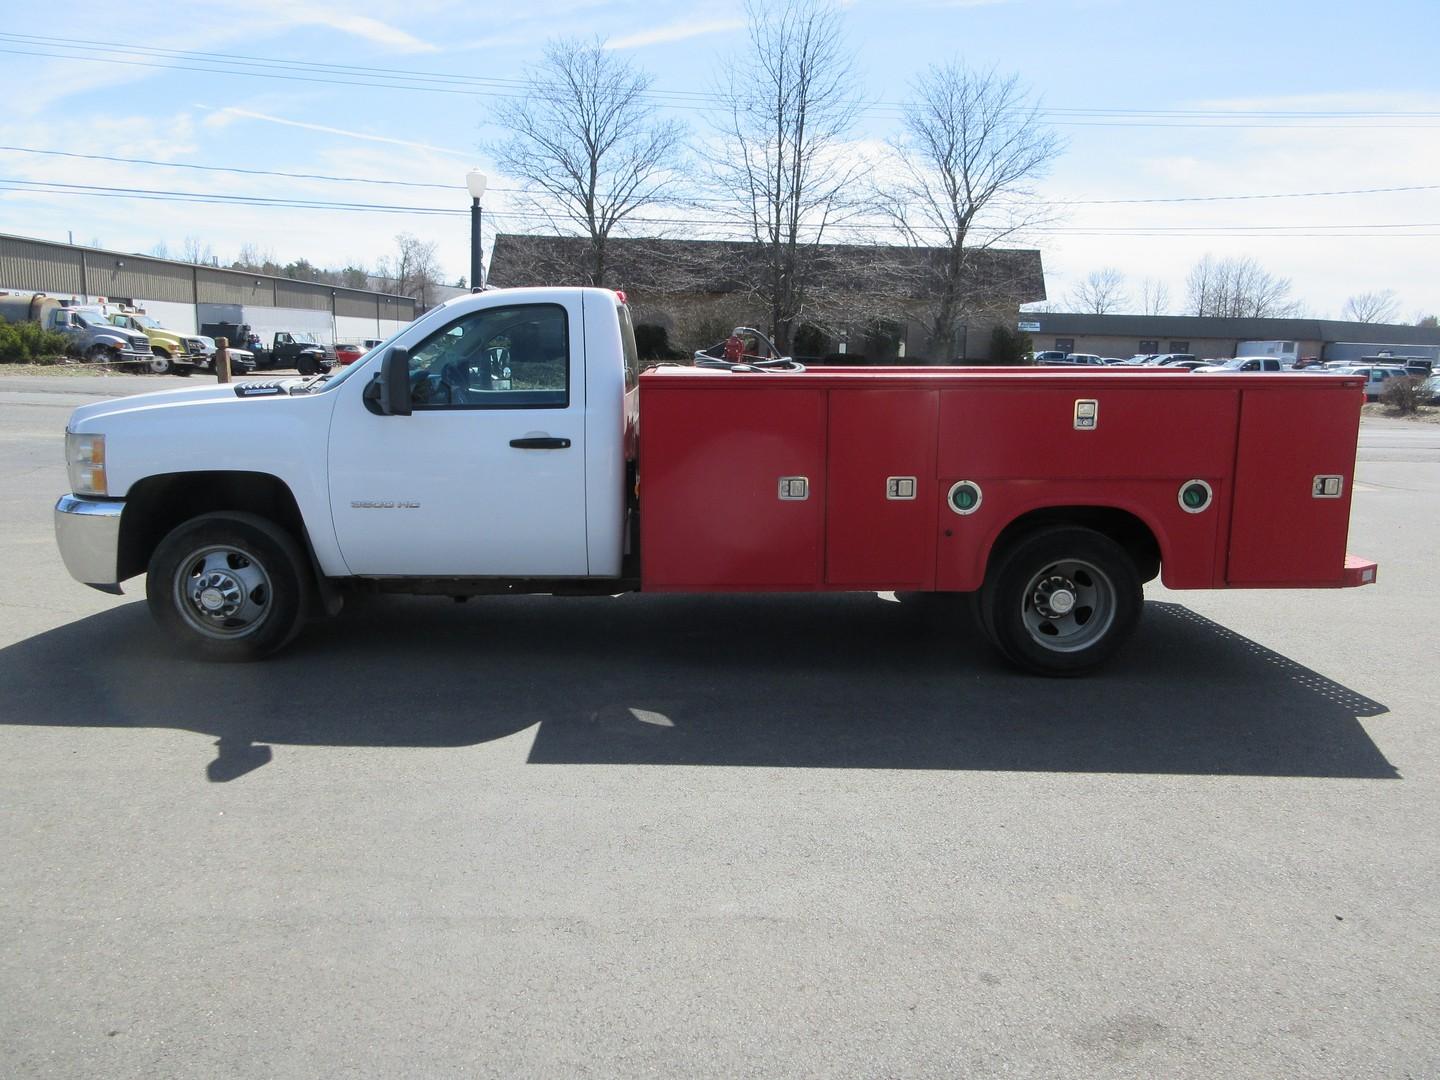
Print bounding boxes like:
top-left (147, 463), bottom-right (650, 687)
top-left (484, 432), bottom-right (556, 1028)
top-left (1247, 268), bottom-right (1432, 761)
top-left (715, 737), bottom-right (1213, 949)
top-left (53, 287), bottom-right (1377, 675)
top-left (199, 323), bottom-right (333, 374)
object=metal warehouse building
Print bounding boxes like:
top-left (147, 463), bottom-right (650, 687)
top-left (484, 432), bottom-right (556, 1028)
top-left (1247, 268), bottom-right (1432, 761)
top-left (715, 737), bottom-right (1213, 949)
top-left (1022, 312), bottom-right (1440, 364)
top-left (0, 233), bottom-right (417, 345)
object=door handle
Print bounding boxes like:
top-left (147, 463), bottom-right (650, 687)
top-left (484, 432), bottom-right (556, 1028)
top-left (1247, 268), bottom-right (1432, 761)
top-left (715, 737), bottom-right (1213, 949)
top-left (509, 436), bottom-right (571, 449)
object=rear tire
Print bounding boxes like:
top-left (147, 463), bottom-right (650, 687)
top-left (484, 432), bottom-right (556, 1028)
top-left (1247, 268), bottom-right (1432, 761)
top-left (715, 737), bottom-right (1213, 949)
top-left (146, 513), bottom-right (310, 661)
top-left (978, 526), bottom-right (1142, 676)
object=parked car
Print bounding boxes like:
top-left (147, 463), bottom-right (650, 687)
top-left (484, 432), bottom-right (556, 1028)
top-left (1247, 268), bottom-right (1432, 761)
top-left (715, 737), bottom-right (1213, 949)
top-left (1194, 357), bottom-right (1286, 373)
top-left (1150, 354), bottom-right (1199, 367)
top-left (1421, 374), bottom-right (1440, 404)
top-left (334, 343), bottom-right (364, 365)
top-left (1032, 350), bottom-right (1068, 364)
top-left (1332, 365), bottom-right (1412, 401)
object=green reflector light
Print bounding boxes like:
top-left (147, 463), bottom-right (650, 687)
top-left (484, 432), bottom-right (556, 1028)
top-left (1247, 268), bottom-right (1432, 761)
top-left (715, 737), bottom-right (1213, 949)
top-left (954, 485), bottom-right (977, 510)
top-left (1175, 483), bottom-right (1209, 512)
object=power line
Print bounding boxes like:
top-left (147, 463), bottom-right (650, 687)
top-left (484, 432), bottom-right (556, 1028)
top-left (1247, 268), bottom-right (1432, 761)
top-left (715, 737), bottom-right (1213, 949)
top-left (5, 145), bottom-right (1436, 210)
top-left (12, 33), bottom-right (1440, 117)
top-left (5, 32), bottom-right (1440, 129)
top-left (6, 178), bottom-right (1440, 239)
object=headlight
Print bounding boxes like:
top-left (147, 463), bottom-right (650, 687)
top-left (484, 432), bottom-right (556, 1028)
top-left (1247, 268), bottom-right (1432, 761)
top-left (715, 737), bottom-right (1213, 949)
top-left (66, 432), bottom-right (107, 496)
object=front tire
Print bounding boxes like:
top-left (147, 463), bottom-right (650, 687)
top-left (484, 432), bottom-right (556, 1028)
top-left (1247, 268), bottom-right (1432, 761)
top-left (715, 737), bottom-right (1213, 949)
top-left (84, 344), bottom-right (120, 367)
top-left (978, 526), bottom-right (1142, 676)
top-left (145, 348), bottom-right (175, 375)
top-left (147, 513), bottom-right (310, 661)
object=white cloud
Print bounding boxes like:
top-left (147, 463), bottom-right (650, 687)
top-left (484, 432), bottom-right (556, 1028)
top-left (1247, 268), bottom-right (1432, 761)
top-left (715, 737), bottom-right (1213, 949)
top-left (607, 18), bottom-right (745, 50)
top-left (1033, 96), bottom-right (1440, 318)
top-left (244, 0), bottom-right (438, 52)
top-left (201, 107), bottom-right (473, 157)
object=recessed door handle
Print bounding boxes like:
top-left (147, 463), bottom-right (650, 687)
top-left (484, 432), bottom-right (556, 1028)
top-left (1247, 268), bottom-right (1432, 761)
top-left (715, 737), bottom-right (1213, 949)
top-left (509, 437), bottom-right (571, 449)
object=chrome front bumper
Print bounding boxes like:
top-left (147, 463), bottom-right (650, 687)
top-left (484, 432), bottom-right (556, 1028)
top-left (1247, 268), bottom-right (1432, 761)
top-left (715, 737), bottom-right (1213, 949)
top-left (54, 494), bottom-right (125, 594)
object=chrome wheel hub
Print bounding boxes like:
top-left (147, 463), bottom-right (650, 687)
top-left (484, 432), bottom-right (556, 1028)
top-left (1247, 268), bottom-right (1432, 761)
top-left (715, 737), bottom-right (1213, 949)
top-left (175, 546), bottom-right (272, 639)
top-left (1032, 575), bottom-right (1077, 619)
top-left (1020, 559), bottom-right (1116, 653)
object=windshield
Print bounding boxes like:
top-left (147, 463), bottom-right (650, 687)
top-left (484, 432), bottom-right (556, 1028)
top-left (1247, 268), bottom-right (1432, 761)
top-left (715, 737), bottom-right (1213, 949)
top-left (306, 325), bottom-right (411, 392)
top-left (73, 311), bottom-right (110, 329)
top-left (135, 315), bottom-right (161, 329)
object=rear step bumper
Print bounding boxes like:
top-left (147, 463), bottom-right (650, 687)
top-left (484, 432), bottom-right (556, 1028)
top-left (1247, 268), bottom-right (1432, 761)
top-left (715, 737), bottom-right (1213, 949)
top-left (1343, 555), bottom-right (1378, 587)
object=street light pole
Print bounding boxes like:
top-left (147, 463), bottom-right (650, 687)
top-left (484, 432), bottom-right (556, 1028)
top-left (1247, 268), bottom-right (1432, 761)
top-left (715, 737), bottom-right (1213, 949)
top-left (466, 169), bottom-right (488, 290)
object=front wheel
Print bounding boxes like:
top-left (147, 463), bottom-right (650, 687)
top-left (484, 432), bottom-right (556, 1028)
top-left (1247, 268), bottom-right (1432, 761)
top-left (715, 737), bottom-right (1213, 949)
top-left (146, 513), bottom-right (310, 660)
top-left (977, 526), bottom-right (1142, 676)
top-left (144, 348), bottom-right (175, 375)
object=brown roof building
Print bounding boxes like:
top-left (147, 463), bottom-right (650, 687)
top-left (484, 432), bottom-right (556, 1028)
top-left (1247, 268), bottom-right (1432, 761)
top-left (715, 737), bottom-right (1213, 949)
top-left (488, 234), bottom-right (1045, 363)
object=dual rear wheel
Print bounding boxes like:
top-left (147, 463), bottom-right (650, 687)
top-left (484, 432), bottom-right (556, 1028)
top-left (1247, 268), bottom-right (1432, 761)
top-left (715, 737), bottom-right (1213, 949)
top-left (974, 526), bottom-right (1143, 676)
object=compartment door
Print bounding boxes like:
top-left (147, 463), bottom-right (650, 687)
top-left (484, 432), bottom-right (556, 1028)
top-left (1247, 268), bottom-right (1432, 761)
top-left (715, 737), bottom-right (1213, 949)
top-left (1226, 387), bottom-right (1360, 586)
top-left (825, 389), bottom-right (939, 588)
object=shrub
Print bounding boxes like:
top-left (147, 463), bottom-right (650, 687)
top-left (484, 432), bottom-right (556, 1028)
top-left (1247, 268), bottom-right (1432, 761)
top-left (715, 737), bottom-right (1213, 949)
top-left (989, 326), bottom-right (1034, 366)
top-left (1380, 375), bottom-right (1430, 415)
top-left (0, 316), bottom-right (70, 364)
top-left (633, 323), bottom-right (685, 362)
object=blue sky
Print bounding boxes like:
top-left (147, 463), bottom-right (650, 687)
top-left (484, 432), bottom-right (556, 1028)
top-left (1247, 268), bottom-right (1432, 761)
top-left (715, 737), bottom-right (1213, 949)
top-left (2, 0), bottom-right (1437, 318)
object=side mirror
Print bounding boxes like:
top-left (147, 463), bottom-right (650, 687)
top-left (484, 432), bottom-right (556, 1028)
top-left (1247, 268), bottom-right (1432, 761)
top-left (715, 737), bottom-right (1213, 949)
top-left (370, 346), bottom-right (412, 416)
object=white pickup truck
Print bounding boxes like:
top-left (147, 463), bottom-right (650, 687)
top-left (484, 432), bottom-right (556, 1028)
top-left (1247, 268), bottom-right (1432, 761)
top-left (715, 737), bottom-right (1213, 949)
top-left (57, 287), bottom-right (632, 656)
top-left (54, 286), bottom-right (1377, 675)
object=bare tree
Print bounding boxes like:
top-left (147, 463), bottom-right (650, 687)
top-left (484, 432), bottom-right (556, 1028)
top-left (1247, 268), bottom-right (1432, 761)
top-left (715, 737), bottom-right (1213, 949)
top-left (1139, 277), bottom-right (1170, 316)
top-left (149, 241), bottom-right (170, 259)
top-left (1185, 254), bottom-right (1302, 318)
top-left (1417, 313), bottom-right (1438, 328)
top-left (181, 235), bottom-right (215, 266)
top-left (1069, 267), bottom-right (1128, 314)
top-left (1341, 289), bottom-right (1401, 324)
top-left (708, 0), bottom-right (867, 351)
top-left (376, 233), bottom-right (445, 309)
top-left (490, 37), bottom-right (686, 288)
top-left (883, 62), bottom-right (1061, 359)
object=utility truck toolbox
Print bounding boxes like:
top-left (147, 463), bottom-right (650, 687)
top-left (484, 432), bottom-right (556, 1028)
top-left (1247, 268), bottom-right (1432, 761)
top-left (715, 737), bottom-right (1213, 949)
top-left (53, 286), bottom-right (1376, 676)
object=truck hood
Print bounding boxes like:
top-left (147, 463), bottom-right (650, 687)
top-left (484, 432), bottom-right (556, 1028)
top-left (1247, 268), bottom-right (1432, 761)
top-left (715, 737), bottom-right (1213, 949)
top-left (95, 328), bottom-right (151, 348)
top-left (66, 378), bottom-right (309, 430)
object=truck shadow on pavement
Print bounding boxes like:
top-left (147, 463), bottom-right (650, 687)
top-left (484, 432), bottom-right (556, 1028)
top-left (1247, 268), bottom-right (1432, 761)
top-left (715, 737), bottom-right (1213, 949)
top-left (0, 592), bottom-right (1394, 782)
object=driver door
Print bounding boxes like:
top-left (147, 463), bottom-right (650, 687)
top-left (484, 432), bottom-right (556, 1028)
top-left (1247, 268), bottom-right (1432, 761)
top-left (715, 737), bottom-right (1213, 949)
top-left (327, 298), bottom-right (589, 577)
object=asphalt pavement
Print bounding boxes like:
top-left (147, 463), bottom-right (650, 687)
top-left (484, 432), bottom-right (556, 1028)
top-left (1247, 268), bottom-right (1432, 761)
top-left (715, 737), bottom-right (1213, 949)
top-left (1, 376), bottom-right (1437, 1079)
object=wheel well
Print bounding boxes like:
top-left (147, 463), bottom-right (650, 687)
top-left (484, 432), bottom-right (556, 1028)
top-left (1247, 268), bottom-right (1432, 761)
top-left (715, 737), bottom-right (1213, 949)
top-left (988, 506), bottom-right (1161, 584)
top-left (118, 472), bottom-right (308, 582)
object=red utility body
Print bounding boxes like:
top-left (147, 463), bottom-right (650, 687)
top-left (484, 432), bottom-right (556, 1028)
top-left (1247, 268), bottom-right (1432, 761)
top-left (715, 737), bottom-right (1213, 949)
top-left (637, 366), bottom-right (1376, 594)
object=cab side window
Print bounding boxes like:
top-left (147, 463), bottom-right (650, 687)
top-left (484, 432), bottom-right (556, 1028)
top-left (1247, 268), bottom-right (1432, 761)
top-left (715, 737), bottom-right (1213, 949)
top-left (406, 303), bottom-right (569, 410)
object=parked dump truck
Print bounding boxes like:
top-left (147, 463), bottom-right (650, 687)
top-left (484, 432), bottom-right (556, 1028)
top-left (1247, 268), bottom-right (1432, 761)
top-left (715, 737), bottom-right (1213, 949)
top-left (105, 309), bottom-right (208, 375)
top-left (54, 287), bottom-right (1377, 675)
top-left (0, 292), bottom-right (152, 366)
